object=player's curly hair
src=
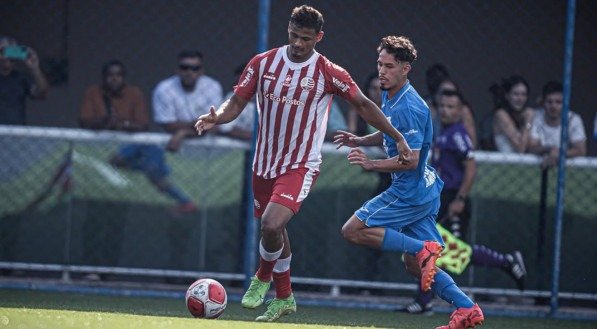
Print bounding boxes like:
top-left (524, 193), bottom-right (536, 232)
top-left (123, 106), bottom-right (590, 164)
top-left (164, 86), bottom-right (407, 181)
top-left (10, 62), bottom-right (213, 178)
top-left (377, 36), bottom-right (417, 63)
top-left (290, 5), bottom-right (324, 33)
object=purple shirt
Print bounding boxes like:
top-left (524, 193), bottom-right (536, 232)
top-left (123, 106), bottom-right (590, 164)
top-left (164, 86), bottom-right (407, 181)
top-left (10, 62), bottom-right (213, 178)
top-left (432, 123), bottom-right (474, 190)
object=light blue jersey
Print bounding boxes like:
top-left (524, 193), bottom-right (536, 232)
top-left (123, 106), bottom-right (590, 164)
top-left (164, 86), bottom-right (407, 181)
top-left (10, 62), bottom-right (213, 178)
top-left (380, 81), bottom-right (443, 205)
top-left (354, 81), bottom-right (444, 239)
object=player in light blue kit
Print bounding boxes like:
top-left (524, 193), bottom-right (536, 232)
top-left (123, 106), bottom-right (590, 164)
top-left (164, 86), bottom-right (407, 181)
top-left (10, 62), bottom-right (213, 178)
top-left (334, 36), bottom-right (484, 329)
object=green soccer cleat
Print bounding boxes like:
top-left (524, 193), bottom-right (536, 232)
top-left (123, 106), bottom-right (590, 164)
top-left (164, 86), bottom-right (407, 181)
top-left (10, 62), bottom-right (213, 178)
top-left (255, 294), bottom-right (297, 322)
top-left (241, 276), bottom-right (271, 309)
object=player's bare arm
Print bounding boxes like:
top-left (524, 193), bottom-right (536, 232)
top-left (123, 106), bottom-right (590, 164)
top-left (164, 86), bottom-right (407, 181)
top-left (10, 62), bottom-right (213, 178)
top-left (347, 90), bottom-right (413, 164)
top-left (195, 93), bottom-right (248, 135)
top-left (333, 130), bottom-right (383, 149)
top-left (347, 147), bottom-right (418, 172)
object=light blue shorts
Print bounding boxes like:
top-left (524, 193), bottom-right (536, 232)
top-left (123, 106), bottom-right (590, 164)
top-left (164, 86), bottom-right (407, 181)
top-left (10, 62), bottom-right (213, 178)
top-left (354, 188), bottom-right (444, 246)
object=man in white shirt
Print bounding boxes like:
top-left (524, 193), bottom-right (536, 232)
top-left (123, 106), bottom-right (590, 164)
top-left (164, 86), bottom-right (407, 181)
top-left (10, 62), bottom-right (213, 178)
top-left (153, 50), bottom-right (223, 151)
top-left (528, 81), bottom-right (586, 168)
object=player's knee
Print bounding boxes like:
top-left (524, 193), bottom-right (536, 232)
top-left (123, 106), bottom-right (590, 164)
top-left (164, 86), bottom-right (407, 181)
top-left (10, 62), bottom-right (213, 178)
top-left (260, 217), bottom-right (284, 238)
top-left (403, 254), bottom-right (421, 278)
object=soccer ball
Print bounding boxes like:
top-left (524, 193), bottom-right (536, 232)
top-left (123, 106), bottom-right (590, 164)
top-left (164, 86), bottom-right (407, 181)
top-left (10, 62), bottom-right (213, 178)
top-left (185, 278), bottom-right (227, 319)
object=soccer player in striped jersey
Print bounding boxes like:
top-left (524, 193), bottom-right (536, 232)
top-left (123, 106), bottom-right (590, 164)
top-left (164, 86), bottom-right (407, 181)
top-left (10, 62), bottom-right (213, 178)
top-left (195, 5), bottom-right (411, 322)
top-left (335, 36), bottom-right (484, 329)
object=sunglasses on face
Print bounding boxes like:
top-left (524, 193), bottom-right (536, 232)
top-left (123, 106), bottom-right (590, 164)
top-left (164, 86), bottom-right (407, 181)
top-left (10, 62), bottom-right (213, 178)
top-left (179, 64), bottom-right (202, 72)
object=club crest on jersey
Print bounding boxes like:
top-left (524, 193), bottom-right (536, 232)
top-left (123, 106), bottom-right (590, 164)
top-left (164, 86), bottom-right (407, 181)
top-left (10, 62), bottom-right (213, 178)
top-left (283, 74), bottom-right (293, 87)
top-left (332, 77), bottom-right (349, 93)
top-left (240, 66), bottom-right (254, 87)
top-left (300, 77), bottom-right (315, 91)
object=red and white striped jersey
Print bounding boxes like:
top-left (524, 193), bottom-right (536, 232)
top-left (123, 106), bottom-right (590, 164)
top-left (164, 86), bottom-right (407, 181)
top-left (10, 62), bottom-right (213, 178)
top-left (235, 46), bottom-right (359, 178)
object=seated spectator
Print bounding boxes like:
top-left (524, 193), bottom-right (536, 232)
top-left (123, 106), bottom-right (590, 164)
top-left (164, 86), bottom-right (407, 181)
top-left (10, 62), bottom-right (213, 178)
top-left (0, 36), bottom-right (48, 125)
top-left (79, 59), bottom-right (197, 214)
top-left (489, 75), bottom-right (534, 153)
top-left (528, 81), bottom-right (586, 168)
top-left (153, 50), bottom-right (223, 152)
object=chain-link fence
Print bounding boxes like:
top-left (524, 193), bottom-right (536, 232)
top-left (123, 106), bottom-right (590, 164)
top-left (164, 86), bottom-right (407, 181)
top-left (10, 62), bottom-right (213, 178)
top-left (1, 0), bottom-right (596, 316)
top-left (1, 127), bottom-right (596, 296)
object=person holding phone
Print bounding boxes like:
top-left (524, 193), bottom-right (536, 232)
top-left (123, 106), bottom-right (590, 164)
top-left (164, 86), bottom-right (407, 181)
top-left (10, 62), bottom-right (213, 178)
top-left (0, 36), bottom-right (49, 125)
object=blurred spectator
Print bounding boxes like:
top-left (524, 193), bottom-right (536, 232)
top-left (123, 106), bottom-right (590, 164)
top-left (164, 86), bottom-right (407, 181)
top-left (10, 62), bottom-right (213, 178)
top-left (422, 64), bottom-right (476, 147)
top-left (432, 79), bottom-right (477, 148)
top-left (432, 90), bottom-right (476, 239)
top-left (0, 36), bottom-right (48, 125)
top-left (528, 81), bottom-right (586, 168)
top-left (488, 75), bottom-right (534, 153)
top-left (153, 50), bottom-right (223, 152)
top-left (423, 63), bottom-right (450, 137)
top-left (79, 60), bottom-right (197, 214)
top-left (348, 72), bottom-right (380, 136)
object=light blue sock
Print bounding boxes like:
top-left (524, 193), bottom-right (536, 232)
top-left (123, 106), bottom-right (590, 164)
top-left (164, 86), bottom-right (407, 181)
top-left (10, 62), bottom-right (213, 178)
top-left (432, 269), bottom-right (474, 308)
top-left (381, 229), bottom-right (424, 255)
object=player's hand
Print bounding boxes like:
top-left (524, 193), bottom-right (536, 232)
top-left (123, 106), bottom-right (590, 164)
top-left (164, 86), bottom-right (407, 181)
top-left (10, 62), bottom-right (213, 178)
top-left (333, 130), bottom-right (361, 149)
top-left (195, 106), bottom-right (218, 135)
top-left (396, 139), bottom-right (413, 165)
top-left (347, 147), bottom-right (374, 171)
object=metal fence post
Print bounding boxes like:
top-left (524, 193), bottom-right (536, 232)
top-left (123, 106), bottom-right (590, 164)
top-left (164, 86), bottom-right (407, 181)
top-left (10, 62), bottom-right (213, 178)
top-left (550, 0), bottom-right (577, 316)
top-left (243, 0), bottom-right (270, 290)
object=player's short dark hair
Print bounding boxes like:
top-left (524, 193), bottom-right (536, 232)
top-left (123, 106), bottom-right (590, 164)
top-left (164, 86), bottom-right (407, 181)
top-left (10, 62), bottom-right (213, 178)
top-left (101, 59), bottom-right (126, 77)
top-left (290, 5), bottom-right (324, 33)
top-left (439, 89), bottom-right (464, 103)
top-left (542, 81), bottom-right (563, 99)
top-left (377, 36), bottom-right (417, 63)
top-left (177, 50), bottom-right (203, 61)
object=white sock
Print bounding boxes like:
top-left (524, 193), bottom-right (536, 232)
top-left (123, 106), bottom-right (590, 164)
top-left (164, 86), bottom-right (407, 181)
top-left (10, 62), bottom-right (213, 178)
top-left (273, 255), bottom-right (292, 273)
top-left (259, 240), bottom-right (283, 261)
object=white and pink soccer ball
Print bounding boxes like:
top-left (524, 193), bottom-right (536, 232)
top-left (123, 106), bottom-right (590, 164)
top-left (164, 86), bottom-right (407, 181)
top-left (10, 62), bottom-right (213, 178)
top-left (185, 278), bottom-right (227, 319)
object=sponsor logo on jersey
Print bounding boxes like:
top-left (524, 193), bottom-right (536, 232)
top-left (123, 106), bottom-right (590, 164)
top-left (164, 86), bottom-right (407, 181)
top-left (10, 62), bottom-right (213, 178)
top-left (263, 73), bottom-right (276, 81)
top-left (405, 129), bottom-right (419, 135)
top-left (280, 193), bottom-right (294, 201)
top-left (263, 92), bottom-right (305, 106)
top-left (240, 66), bottom-right (254, 87)
top-left (300, 77), bottom-right (315, 91)
top-left (332, 77), bottom-right (350, 93)
top-left (283, 74), bottom-right (293, 87)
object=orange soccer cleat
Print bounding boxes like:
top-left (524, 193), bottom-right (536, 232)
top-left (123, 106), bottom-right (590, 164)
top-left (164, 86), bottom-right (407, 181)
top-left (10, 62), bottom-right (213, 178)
top-left (436, 304), bottom-right (484, 329)
top-left (416, 241), bottom-right (443, 292)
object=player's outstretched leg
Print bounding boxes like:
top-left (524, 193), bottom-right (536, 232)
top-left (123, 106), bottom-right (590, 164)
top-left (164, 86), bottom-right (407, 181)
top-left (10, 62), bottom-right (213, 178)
top-left (503, 251), bottom-right (527, 291)
top-left (436, 304), bottom-right (484, 329)
top-left (255, 294), bottom-right (297, 322)
top-left (431, 269), bottom-right (484, 328)
top-left (241, 276), bottom-right (271, 308)
top-left (416, 241), bottom-right (443, 291)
